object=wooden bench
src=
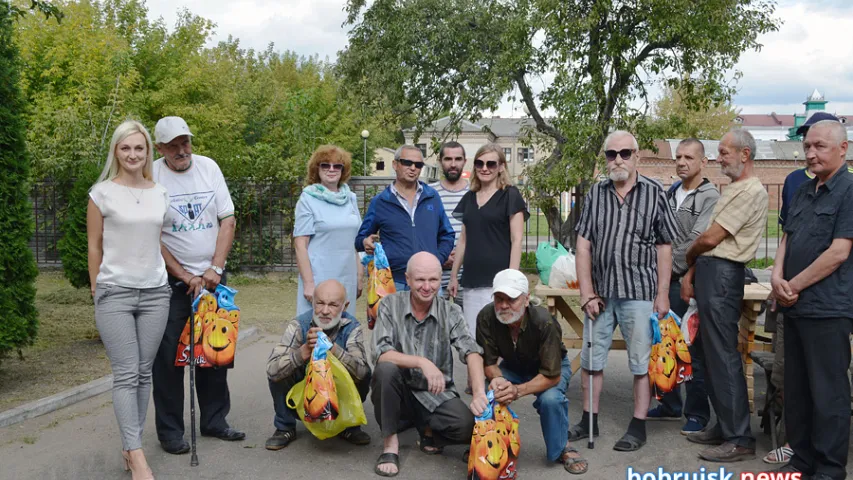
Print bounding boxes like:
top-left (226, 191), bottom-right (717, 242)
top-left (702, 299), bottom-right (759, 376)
top-left (534, 282), bottom-right (772, 412)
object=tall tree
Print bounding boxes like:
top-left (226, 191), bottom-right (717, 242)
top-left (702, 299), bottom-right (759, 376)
top-left (648, 84), bottom-right (740, 140)
top-left (0, 0), bottom-right (60, 363)
top-left (338, 0), bottom-right (780, 243)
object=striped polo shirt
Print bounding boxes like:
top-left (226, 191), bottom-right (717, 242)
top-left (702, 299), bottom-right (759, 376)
top-left (575, 175), bottom-right (680, 301)
top-left (429, 180), bottom-right (469, 289)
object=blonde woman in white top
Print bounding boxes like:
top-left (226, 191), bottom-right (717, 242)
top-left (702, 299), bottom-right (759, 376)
top-left (87, 120), bottom-right (170, 480)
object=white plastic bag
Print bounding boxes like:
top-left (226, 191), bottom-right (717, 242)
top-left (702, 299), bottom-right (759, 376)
top-left (548, 253), bottom-right (578, 289)
top-left (683, 299), bottom-right (700, 346)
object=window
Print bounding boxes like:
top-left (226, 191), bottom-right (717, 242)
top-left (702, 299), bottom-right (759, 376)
top-left (517, 147), bottom-right (534, 163)
top-left (415, 143), bottom-right (427, 158)
top-left (503, 148), bottom-right (512, 162)
top-left (376, 161), bottom-right (385, 171)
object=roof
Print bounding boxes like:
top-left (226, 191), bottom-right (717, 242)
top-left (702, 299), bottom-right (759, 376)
top-left (406, 116), bottom-right (538, 138)
top-left (735, 113), bottom-right (795, 127)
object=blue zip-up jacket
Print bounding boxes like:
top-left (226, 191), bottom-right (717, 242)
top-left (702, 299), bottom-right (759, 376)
top-left (355, 182), bottom-right (455, 284)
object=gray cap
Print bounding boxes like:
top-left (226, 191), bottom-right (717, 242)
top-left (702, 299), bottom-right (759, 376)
top-left (154, 116), bottom-right (194, 144)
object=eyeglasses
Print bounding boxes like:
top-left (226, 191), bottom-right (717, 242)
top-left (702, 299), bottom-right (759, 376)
top-left (473, 159), bottom-right (498, 170)
top-left (397, 158), bottom-right (425, 169)
top-left (319, 163), bottom-right (344, 171)
top-left (604, 149), bottom-right (635, 161)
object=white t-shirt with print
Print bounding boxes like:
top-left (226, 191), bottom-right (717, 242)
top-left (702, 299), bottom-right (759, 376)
top-left (89, 181), bottom-right (169, 287)
top-left (153, 155), bottom-right (235, 276)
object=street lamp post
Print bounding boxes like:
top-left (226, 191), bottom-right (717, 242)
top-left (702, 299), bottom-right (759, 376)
top-left (361, 129), bottom-right (370, 175)
top-left (793, 150), bottom-right (799, 167)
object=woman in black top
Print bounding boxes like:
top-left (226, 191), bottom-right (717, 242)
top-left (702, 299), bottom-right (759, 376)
top-left (448, 143), bottom-right (529, 337)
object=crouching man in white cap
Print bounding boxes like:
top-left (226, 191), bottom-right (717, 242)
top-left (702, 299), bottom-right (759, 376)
top-left (475, 269), bottom-right (588, 475)
top-left (150, 116), bottom-right (244, 454)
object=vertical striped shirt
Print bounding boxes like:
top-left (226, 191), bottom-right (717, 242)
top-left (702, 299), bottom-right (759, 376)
top-left (372, 291), bottom-right (483, 412)
top-left (575, 175), bottom-right (680, 301)
top-left (429, 180), bottom-right (469, 290)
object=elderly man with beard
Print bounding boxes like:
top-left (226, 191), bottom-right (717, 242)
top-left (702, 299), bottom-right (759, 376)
top-left (476, 269), bottom-right (586, 475)
top-left (265, 280), bottom-right (372, 449)
top-left (371, 252), bottom-right (487, 477)
top-left (568, 130), bottom-right (680, 452)
top-left (682, 129), bottom-right (768, 462)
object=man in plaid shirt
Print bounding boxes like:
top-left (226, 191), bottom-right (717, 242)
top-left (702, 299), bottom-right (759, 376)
top-left (265, 280), bottom-right (371, 450)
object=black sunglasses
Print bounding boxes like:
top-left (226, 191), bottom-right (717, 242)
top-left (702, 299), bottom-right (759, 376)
top-left (319, 163), bottom-right (344, 171)
top-left (473, 159), bottom-right (498, 170)
top-left (398, 158), bottom-right (425, 169)
top-left (604, 149), bottom-right (634, 161)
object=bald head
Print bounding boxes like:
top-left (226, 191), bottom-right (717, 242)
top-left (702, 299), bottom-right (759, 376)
top-left (315, 279), bottom-right (347, 302)
top-left (406, 252), bottom-right (442, 304)
top-left (407, 252), bottom-right (441, 276)
top-left (312, 279), bottom-right (348, 331)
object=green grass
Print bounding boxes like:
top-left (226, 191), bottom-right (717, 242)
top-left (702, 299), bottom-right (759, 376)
top-left (748, 257), bottom-right (774, 269)
top-left (765, 210), bottom-right (781, 239)
top-left (0, 272), bottom-right (311, 413)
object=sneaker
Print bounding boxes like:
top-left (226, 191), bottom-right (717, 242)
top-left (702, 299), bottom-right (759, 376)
top-left (339, 426), bottom-right (371, 445)
top-left (265, 429), bottom-right (296, 450)
top-left (647, 405), bottom-right (681, 421)
top-left (681, 417), bottom-right (706, 435)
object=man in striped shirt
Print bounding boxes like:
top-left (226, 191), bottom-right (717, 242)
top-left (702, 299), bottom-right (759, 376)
top-left (429, 141), bottom-right (470, 306)
top-left (568, 130), bottom-right (680, 452)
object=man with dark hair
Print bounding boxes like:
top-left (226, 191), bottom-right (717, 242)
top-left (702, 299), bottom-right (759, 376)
top-left (429, 141), bottom-right (469, 303)
top-left (683, 129), bottom-right (768, 462)
top-left (771, 120), bottom-right (853, 480)
top-left (647, 138), bottom-right (719, 435)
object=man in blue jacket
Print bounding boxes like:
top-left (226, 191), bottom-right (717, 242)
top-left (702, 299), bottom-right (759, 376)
top-left (356, 145), bottom-right (455, 291)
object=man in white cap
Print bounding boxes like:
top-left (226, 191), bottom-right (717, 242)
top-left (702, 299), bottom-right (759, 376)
top-left (475, 269), bottom-right (587, 474)
top-left (150, 116), bottom-right (244, 454)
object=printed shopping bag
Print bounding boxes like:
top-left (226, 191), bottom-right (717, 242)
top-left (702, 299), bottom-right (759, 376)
top-left (175, 284), bottom-right (240, 368)
top-left (648, 311), bottom-right (693, 400)
top-left (548, 252), bottom-right (578, 289)
top-left (467, 390), bottom-right (520, 480)
top-left (362, 242), bottom-right (396, 329)
top-left (285, 331), bottom-right (367, 439)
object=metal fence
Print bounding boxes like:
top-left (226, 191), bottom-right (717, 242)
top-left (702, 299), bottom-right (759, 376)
top-left (28, 178), bottom-right (785, 270)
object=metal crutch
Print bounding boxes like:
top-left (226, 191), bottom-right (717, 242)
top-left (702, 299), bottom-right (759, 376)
top-left (586, 314), bottom-right (595, 449)
top-left (189, 311), bottom-right (199, 467)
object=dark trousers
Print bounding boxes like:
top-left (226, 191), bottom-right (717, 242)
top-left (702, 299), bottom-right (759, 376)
top-left (371, 362), bottom-right (474, 447)
top-left (152, 275), bottom-right (231, 442)
top-left (658, 278), bottom-right (711, 425)
top-left (784, 315), bottom-right (852, 479)
top-left (694, 256), bottom-right (754, 448)
top-left (268, 367), bottom-right (372, 431)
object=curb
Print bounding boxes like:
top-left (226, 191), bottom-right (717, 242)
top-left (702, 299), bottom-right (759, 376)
top-left (0, 326), bottom-right (260, 429)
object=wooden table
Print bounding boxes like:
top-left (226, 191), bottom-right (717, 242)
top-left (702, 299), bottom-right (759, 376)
top-left (534, 282), bottom-right (772, 412)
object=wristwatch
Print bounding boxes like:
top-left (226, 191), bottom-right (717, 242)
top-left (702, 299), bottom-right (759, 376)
top-left (209, 265), bottom-right (224, 275)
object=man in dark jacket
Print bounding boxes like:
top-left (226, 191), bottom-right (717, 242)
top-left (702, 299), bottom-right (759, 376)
top-left (356, 145), bottom-right (455, 291)
top-left (647, 138), bottom-right (719, 435)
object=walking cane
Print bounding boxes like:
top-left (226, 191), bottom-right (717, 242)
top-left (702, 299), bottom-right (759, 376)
top-left (586, 314), bottom-right (594, 450)
top-left (189, 301), bottom-right (199, 467)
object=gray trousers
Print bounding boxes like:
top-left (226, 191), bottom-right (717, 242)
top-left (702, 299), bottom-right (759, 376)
top-left (95, 283), bottom-right (171, 451)
top-left (694, 256), bottom-right (755, 449)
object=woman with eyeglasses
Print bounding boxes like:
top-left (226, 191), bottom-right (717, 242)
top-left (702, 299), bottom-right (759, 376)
top-left (294, 145), bottom-right (363, 315)
top-left (448, 143), bottom-right (529, 337)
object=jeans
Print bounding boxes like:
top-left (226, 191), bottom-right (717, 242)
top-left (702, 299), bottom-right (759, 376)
top-left (657, 279), bottom-right (710, 425)
top-left (498, 356), bottom-right (572, 462)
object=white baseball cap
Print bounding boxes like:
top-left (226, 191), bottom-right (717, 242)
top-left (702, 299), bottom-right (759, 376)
top-left (492, 269), bottom-right (529, 298)
top-left (154, 116), bottom-right (194, 144)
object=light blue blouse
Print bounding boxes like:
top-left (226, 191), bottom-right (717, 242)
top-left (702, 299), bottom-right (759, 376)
top-left (293, 189), bottom-right (361, 316)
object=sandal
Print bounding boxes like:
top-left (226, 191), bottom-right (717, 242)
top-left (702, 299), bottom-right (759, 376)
top-left (613, 433), bottom-right (645, 452)
top-left (560, 446), bottom-right (589, 475)
top-left (567, 423), bottom-right (598, 442)
top-left (375, 452), bottom-right (400, 477)
top-left (418, 435), bottom-right (443, 455)
top-left (763, 445), bottom-right (793, 464)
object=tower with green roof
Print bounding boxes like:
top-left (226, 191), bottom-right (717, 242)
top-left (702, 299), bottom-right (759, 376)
top-left (788, 89), bottom-right (828, 140)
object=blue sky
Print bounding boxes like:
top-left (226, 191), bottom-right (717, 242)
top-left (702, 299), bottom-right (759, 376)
top-left (146, 0), bottom-right (853, 116)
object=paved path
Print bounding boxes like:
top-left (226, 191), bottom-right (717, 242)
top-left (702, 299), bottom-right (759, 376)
top-left (0, 332), bottom-right (843, 479)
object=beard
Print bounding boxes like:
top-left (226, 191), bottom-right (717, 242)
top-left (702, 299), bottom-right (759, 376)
top-left (609, 168), bottom-right (630, 182)
top-left (314, 312), bottom-right (342, 331)
top-left (721, 162), bottom-right (744, 180)
top-left (495, 306), bottom-right (524, 325)
top-left (443, 169), bottom-right (461, 181)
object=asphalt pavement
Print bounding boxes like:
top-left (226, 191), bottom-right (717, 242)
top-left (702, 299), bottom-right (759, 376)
top-left (0, 331), bottom-right (846, 480)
